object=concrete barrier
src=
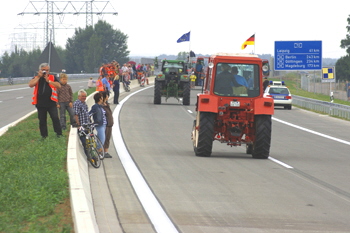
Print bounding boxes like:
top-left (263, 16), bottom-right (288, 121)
top-left (68, 76), bottom-right (155, 233)
top-left (67, 91), bottom-right (100, 233)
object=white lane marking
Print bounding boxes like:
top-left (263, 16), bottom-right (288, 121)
top-left (16, 96), bottom-right (24, 99)
top-left (187, 110), bottom-right (193, 114)
top-left (269, 157), bottom-right (293, 169)
top-left (112, 86), bottom-right (179, 233)
top-left (272, 117), bottom-right (350, 146)
top-left (270, 116), bottom-right (350, 169)
top-left (0, 87), bottom-right (30, 93)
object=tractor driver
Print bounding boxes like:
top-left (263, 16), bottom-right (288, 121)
top-left (214, 64), bottom-right (241, 96)
top-left (214, 64), bottom-right (232, 95)
top-left (231, 66), bottom-right (248, 95)
top-left (231, 66), bottom-right (248, 87)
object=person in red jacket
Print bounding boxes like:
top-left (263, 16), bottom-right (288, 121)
top-left (29, 63), bottom-right (62, 139)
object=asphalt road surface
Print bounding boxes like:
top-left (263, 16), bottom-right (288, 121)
top-left (101, 86), bottom-right (350, 233)
top-left (3, 82), bottom-right (350, 232)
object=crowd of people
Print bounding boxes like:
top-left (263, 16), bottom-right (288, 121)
top-left (29, 60), bottom-right (155, 160)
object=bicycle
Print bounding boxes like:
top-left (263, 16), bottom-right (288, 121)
top-left (79, 123), bottom-right (105, 168)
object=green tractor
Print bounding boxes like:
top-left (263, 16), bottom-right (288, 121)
top-left (153, 60), bottom-right (191, 105)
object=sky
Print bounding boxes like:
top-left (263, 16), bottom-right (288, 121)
top-left (0, 0), bottom-right (349, 59)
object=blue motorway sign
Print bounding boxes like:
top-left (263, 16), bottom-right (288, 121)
top-left (274, 41), bottom-right (322, 70)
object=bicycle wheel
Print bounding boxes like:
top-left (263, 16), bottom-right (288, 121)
top-left (87, 146), bottom-right (101, 168)
top-left (92, 134), bottom-right (105, 160)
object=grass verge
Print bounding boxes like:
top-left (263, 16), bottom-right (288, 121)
top-left (0, 87), bottom-right (96, 233)
top-left (273, 73), bottom-right (350, 106)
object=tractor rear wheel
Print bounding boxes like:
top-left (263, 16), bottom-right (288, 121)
top-left (154, 80), bottom-right (162, 104)
top-left (252, 115), bottom-right (271, 159)
top-left (182, 81), bottom-right (190, 106)
top-left (192, 112), bottom-right (215, 157)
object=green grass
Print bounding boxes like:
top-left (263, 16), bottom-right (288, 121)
top-left (0, 87), bottom-right (96, 233)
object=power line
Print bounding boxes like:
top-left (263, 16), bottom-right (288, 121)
top-left (16, 0), bottom-right (117, 47)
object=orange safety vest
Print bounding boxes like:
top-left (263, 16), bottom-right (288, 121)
top-left (96, 79), bottom-right (104, 91)
top-left (32, 75), bottom-right (58, 105)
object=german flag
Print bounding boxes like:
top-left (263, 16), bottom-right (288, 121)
top-left (241, 34), bottom-right (255, 50)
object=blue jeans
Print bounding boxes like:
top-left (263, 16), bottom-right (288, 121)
top-left (95, 124), bottom-right (106, 149)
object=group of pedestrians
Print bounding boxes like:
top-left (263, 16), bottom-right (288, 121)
top-left (29, 60), bottom-right (155, 159)
top-left (29, 62), bottom-right (114, 158)
top-left (74, 90), bottom-right (113, 158)
top-left (97, 61), bottom-right (124, 104)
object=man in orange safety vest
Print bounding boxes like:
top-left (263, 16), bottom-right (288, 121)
top-left (29, 63), bottom-right (62, 139)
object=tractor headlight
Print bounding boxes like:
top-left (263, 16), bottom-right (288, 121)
top-left (262, 64), bottom-right (269, 72)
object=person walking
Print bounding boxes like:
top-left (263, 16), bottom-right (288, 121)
top-left (190, 72), bottom-right (197, 89)
top-left (89, 92), bottom-right (107, 154)
top-left (195, 60), bottom-right (203, 86)
top-left (57, 73), bottom-right (76, 130)
top-left (87, 77), bottom-right (95, 89)
top-left (102, 75), bottom-right (111, 94)
top-left (96, 75), bottom-right (104, 92)
top-left (112, 74), bottom-right (120, 104)
top-left (100, 91), bottom-right (113, 158)
top-left (29, 63), bottom-right (62, 139)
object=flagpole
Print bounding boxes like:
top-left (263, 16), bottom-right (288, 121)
top-left (189, 31), bottom-right (191, 58)
top-left (254, 32), bottom-right (256, 54)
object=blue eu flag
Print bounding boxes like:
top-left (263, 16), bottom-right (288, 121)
top-left (177, 31), bottom-right (190, 43)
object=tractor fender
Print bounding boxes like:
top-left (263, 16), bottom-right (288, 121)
top-left (196, 94), bottom-right (218, 113)
top-left (254, 97), bottom-right (274, 115)
top-left (180, 74), bottom-right (190, 80)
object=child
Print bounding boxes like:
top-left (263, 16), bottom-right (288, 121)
top-left (87, 77), bottom-right (95, 88)
top-left (57, 73), bottom-right (76, 130)
top-left (190, 72), bottom-right (196, 89)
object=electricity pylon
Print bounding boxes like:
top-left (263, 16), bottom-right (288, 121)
top-left (17, 1), bottom-right (118, 46)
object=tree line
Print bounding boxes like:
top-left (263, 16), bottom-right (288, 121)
top-left (0, 20), bottom-right (130, 77)
top-left (2, 16), bottom-right (350, 80)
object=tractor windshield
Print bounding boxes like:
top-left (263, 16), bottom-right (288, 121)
top-left (163, 63), bottom-right (183, 69)
top-left (213, 63), bottom-right (260, 97)
top-left (162, 62), bottom-right (184, 74)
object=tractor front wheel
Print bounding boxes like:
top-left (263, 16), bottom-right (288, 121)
top-left (154, 80), bottom-right (162, 104)
top-left (182, 81), bottom-right (190, 106)
top-left (252, 115), bottom-right (272, 159)
top-left (192, 112), bottom-right (215, 157)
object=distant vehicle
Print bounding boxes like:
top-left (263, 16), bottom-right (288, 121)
top-left (264, 81), bottom-right (292, 110)
top-left (153, 60), bottom-right (191, 105)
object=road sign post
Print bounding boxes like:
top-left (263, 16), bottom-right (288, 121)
top-left (274, 41), bottom-right (322, 71)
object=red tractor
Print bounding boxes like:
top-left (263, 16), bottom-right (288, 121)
top-left (191, 53), bottom-right (274, 159)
